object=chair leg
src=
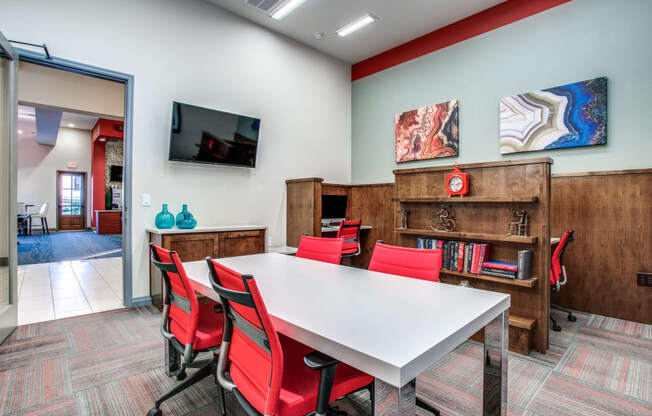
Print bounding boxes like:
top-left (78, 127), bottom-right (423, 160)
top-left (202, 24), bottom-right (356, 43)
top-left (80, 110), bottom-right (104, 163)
top-left (152, 361), bottom-right (213, 410)
top-left (44, 218), bottom-right (50, 234)
top-left (369, 380), bottom-right (375, 416)
top-left (551, 315), bottom-right (561, 332)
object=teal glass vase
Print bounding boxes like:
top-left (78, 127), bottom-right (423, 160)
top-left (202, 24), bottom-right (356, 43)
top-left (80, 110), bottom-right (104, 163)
top-left (176, 204), bottom-right (197, 229)
top-left (155, 204), bottom-right (175, 229)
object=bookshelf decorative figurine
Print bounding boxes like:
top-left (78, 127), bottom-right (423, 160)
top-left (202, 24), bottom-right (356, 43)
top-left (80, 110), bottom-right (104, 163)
top-left (507, 208), bottom-right (529, 236)
top-left (397, 208), bottom-right (409, 229)
top-left (432, 205), bottom-right (456, 231)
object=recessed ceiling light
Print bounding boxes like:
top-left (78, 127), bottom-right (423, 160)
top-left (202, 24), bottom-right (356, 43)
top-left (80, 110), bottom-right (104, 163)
top-left (68, 123), bottom-right (75, 127)
top-left (336, 13), bottom-right (378, 37)
top-left (99, 138), bottom-right (106, 142)
top-left (17, 129), bottom-right (23, 134)
top-left (270, 0), bottom-right (307, 20)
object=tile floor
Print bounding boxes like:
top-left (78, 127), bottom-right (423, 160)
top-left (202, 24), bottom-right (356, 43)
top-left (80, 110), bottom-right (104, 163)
top-left (17, 257), bottom-right (123, 325)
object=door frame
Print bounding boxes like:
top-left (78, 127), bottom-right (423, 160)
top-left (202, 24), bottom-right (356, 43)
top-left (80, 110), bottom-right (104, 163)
top-left (14, 49), bottom-right (137, 306)
top-left (56, 170), bottom-right (87, 231)
top-left (0, 32), bottom-right (19, 341)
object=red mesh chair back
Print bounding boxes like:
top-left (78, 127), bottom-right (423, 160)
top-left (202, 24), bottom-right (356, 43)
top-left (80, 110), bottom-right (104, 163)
top-left (150, 243), bottom-right (200, 346)
top-left (550, 230), bottom-right (574, 290)
top-left (368, 241), bottom-right (443, 282)
top-left (336, 220), bottom-right (361, 256)
top-left (207, 259), bottom-right (284, 416)
top-left (296, 235), bottom-right (344, 264)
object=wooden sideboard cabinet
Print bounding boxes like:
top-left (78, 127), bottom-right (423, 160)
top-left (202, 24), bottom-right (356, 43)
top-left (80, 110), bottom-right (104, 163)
top-left (146, 225), bottom-right (267, 309)
top-left (95, 210), bottom-right (122, 234)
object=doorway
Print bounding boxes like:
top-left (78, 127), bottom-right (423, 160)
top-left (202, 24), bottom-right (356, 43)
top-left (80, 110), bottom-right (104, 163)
top-left (5, 44), bottom-right (135, 329)
top-left (57, 171), bottom-right (86, 231)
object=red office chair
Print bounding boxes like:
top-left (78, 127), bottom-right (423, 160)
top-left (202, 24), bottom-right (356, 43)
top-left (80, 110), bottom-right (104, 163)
top-left (336, 220), bottom-right (362, 257)
top-left (148, 244), bottom-right (226, 416)
top-left (206, 258), bottom-right (374, 416)
top-left (368, 241), bottom-right (442, 282)
top-left (368, 241), bottom-right (443, 416)
top-left (296, 235), bottom-right (344, 264)
top-left (550, 230), bottom-right (576, 332)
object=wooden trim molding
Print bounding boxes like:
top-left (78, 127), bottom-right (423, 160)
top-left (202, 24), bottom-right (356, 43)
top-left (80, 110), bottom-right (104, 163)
top-left (351, 0), bottom-right (571, 81)
top-left (553, 168), bottom-right (652, 178)
top-left (285, 177), bottom-right (323, 184)
top-left (393, 157), bottom-right (552, 175)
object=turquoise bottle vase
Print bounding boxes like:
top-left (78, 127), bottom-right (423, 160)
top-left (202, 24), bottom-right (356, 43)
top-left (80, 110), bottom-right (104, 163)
top-left (155, 204), bottom-right (175, 229)
top-left (176, 204), bottom-right (197, 229)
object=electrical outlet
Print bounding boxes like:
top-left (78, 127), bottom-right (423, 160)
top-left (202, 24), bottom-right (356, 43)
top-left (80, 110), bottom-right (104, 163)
top-left (637, 272), bottom-right (652, 287)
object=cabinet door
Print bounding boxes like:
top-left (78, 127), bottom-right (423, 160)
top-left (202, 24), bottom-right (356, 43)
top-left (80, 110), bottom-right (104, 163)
top-left (220, 231), bottom-right (265, 258)
top-left (166, 233), bottom-right (219, 262)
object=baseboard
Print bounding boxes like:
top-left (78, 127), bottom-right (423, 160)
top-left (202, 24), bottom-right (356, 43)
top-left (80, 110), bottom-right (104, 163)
top-left (130, 296), bottom-right (152, 307)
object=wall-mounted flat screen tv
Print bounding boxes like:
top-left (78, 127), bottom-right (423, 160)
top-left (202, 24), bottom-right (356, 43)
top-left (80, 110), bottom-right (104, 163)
top-left (168, 102), bottom-right (261, 168)
top-left (109, 165), bottom-right (123, 182)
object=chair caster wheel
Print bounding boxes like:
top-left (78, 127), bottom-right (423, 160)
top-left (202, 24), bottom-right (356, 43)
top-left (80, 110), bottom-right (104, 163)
top-left (176, 370), bottom-right (187, 381)
top-left (568, 313), bottom-right (577, 322)
top-left (147, 408), bottom-right (162, 416)
top-left (552, 323), bottom-right (562, 332)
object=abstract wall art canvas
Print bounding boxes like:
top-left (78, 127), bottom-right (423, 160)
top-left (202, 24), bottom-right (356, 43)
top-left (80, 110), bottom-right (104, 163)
top-left (500, 77), bottom-right (607, 154)
top-left (395, 99), bottom-right (459, 163)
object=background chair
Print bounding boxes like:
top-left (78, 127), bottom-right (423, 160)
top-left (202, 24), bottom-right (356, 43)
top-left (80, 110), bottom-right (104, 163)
top-left (368, 241), bottom-right (443, 282)
top-left (207, 258), bottom-right (373, 416)
top-left (29, 201), bottom-right (49, 235)
top-left (550, 230), bottom-right (576, 332)
top-left (148, 244), bottom-right (226, 416)
top-left (336, 220), bottom-right (361, 258)
top-left (368, 241), bottom-right (443, 416)
top-left (296, 235), bottom-right (344, 264)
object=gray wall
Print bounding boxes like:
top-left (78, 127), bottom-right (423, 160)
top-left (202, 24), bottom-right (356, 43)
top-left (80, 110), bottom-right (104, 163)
top-left (351, 0), bottom-right (652, 183)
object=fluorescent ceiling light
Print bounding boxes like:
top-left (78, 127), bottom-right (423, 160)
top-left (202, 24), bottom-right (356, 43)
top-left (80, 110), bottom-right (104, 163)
top-left (271, 0), bottom-right (307, 20)
top-left (336, 13), bottom-right (377, 37)
top-left (68, 123), bottom-right (75, 127)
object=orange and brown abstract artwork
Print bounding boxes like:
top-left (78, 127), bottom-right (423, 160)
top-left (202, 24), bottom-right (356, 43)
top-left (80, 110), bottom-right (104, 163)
top-left (394, 100), bottom-right (459, 163)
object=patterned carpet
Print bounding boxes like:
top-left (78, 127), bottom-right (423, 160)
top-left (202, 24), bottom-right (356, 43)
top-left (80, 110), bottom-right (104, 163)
top-left (0, 307), bottom-right (650, 416)
top-left (17, 232), bottom-right (122, 266)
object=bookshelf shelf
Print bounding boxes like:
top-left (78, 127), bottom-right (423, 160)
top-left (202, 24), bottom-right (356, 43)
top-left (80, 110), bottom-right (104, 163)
top-left (393, 228), bottom-right (538, 244)
top-left (440, 269), bottom-right (538, 288)
top-left (393, 196), bottom-right (539, 203)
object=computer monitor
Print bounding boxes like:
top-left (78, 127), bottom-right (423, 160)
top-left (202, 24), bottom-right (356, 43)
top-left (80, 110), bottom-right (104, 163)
top-left (321, 194), bottom-right (347, 223)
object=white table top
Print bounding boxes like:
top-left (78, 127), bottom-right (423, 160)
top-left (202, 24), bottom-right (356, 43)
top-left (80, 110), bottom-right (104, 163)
top-left (146, 224), bottom-right (267, 235)
top-left (183, 253), bottom-right (509, 387)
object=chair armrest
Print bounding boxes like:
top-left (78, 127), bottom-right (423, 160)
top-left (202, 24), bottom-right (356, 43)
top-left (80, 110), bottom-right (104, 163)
top-left (304, 350), bottom-right (339, 370)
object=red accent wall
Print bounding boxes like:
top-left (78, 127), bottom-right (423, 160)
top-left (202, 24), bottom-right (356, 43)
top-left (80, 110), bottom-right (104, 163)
top-left (91, 140), bottom-right (106, 227)
top-left (351, 0), bottom-right (572, 81)
top-left (90, 118), bottom-right (123, 227)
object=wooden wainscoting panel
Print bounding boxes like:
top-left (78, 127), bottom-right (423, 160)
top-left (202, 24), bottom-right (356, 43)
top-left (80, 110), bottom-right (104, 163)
top-left (551, 169), bottom-right (652, 324)
top-left (348, 184), bottom-right (396, 268)
top-left (286, 178), bottom-right (322, 246)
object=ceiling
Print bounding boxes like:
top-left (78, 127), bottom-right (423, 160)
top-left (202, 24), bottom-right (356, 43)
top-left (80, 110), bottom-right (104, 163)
top-left (18, 105), bottom-right (99, 141)
top-left (207, 0), bottom-right (505, 63)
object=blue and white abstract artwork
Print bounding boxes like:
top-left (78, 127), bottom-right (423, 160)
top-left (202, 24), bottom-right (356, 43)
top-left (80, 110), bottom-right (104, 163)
top-left (499, 77), bottom-right (607, 154)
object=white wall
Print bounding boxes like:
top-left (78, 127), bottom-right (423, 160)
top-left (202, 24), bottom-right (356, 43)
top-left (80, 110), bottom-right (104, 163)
top-left (0, 0), bottom-right (352, 299)
top-left (17, 128), bottom-right (92, 228)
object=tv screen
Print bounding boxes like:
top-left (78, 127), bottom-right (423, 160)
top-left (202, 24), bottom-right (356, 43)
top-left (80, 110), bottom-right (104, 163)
top-left (322, 195), bottom-right (348, 220)
top-left (168, 102), bottom-right (260, 167)
top-left (109, 165), bottom-right (123, 182)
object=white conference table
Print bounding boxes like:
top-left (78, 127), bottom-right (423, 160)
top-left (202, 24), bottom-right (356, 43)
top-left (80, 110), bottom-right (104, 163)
top-left (179, 253), bottom-right (510, 416)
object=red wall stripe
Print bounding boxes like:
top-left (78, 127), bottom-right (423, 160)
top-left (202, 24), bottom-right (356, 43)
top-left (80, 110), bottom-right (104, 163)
top-left (351, 0), bottom-right (572, 81)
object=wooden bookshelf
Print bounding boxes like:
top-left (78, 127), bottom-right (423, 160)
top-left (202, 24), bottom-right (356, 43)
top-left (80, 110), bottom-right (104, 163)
top-left (393, 158), bottom-right (551, 355)
top-left (440, 269), bottom-right (538, 288)
top-left (393, 228), bottom-right (538, 244)
top-left (393, 196), bottom-right (539, 203)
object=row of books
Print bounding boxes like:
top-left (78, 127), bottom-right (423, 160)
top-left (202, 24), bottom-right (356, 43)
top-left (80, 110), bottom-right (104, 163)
top-left (416, 238), bottom-right (532, 280)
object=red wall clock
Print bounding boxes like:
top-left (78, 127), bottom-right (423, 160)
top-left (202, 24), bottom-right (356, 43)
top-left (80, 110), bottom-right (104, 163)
top-left (446, 166), bottom-right (469, 197)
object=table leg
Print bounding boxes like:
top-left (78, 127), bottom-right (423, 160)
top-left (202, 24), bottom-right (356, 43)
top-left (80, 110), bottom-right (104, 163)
top-left (374, 378), bottom-right (416, 416)
top-left (164, 339), bottom-right (180, 377)
top-left (483, 310), bottom-right (508, 416)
